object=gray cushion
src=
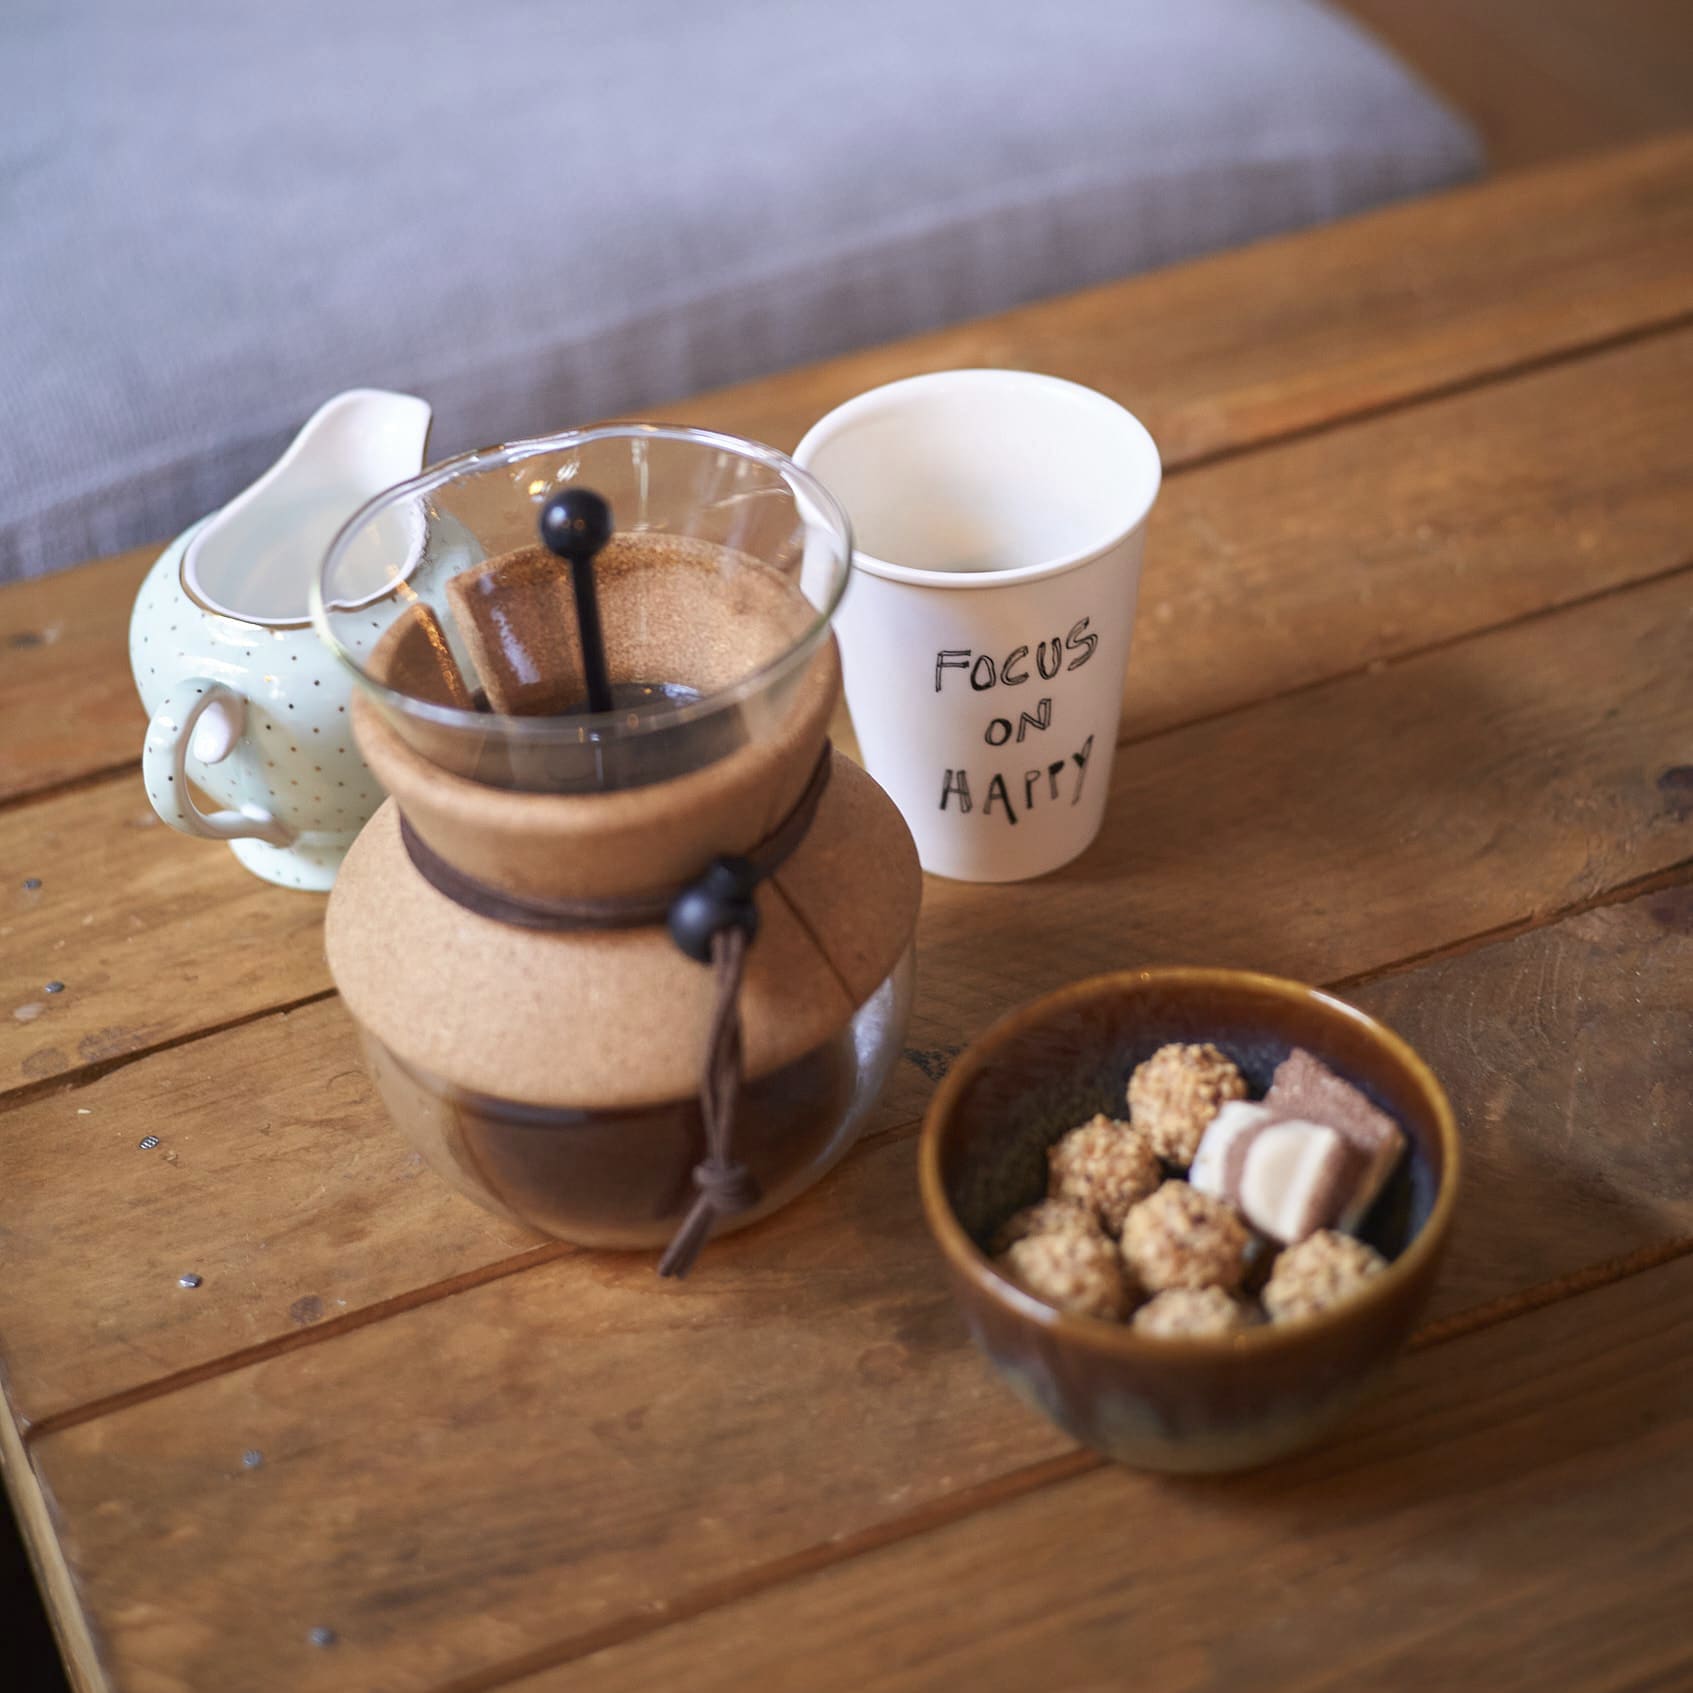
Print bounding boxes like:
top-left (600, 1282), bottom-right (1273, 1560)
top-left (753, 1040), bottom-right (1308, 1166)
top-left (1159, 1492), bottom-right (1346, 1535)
top-left (0, 0), bottom-right (1480, 579)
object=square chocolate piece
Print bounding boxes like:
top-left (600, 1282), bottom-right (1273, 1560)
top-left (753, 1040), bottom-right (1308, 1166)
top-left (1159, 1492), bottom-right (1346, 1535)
top-left (1264, 1048), bottom-right (1405, 1230)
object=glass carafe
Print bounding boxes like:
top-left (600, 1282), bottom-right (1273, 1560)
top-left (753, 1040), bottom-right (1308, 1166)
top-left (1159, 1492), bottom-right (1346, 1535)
top-left (313, 426), bottom-right (919, 1253)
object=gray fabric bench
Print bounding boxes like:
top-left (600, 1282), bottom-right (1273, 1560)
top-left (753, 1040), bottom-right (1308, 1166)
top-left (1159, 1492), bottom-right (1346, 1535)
top-left (0, 0), bottom-right (1480, 580)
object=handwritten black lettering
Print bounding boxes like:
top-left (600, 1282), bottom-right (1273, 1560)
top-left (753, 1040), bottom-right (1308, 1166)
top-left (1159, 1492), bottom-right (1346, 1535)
top-left (1036, 638), bottom-right (1062, 680)
top-left (1070, 735), bottom-right (1095, 806)
top-left (1047, 760), bottom-right (1065, 801)
top-left (934, 650), bottom-right (971, 692)
top-left (1023, 769), bottom-right (1042, 811)
top-left (983, 772), bottom-right (1017, 824)
top-left (940, 769), bottom-right (972, 813)
top-left (1065, 617), bottom-right (1098, 671)
top-left (984, 718), bottom-right (1011, 747)
top-left (1001, 645), bottom-right (1030, 685)
top-left (970, 654), bottom-right (998, 691)
top-left (1015, 696), bottom-right (1052, 742)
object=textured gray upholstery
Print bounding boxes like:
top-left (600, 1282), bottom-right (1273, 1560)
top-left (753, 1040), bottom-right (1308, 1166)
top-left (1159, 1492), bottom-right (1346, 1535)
top-left (0, 0), bottom-right (1480, 578)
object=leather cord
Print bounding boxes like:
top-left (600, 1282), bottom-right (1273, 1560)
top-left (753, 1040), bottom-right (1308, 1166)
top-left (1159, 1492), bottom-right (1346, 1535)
top-left (655, 923), bottom-right (754, 1278)
top-left (398, 747), bottom-right (833, 1276)
top-left (398, 748), bottom-right (830, 930)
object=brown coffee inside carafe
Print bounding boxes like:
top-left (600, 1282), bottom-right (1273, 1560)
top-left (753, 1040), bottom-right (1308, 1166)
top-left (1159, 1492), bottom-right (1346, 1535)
top-left (363, 1030), bottom-right (859, 1246)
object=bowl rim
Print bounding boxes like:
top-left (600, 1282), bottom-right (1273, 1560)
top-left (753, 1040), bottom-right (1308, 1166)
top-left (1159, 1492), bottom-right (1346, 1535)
top-left (918, 966), bottom-right (1461, 1356)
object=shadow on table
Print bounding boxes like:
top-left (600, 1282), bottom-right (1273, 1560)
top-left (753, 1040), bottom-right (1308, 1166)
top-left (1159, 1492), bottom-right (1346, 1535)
top-left (2, 1493), bottom-right (70, 1693)
top-left (1062, 652), bottom-right (1523, 927)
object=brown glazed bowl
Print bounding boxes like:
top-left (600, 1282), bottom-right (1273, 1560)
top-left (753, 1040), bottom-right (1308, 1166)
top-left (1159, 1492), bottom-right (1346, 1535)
top-left (919, 968), bottom-right (1460, 1473)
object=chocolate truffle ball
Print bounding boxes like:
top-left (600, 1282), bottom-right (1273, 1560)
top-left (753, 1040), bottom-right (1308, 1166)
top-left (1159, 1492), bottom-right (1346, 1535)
top-left (1047, 1114), bottom-right (1161, 1235)
top-left (1121, 1180), bottom-right (1250, 1294)
top-left (1264, 1229), bottom-right (1388, 1323)
top-left (1127, 1042), bottom-right (1248, 1166)
top-left (997, 1230), bottom-right (1131, 1322)
top-left (1131, 1286), bottom-right (1255, 1340)
top-left (990, 1197), bottom-right (1104, 1255)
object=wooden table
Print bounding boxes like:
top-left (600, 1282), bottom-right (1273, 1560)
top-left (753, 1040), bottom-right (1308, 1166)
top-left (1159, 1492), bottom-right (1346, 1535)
top-left (4, 134), bottom-right (1692, 1693)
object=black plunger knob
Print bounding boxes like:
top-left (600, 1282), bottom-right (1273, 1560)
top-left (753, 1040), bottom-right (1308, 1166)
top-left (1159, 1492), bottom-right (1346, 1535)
top-left (539, 488), bottom-right (614, 559)
top-left (668, 857), bottom-right (761, 963)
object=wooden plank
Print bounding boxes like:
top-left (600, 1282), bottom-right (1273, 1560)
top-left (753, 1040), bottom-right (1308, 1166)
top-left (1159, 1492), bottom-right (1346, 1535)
top-left (6, 330), bottom-right (1691, 1098)
top-left (665, 133), bottom-right (1693, 463)
top-left (2, 574), bottom-right (1690, 1431)
top-left (521, 1252), bottom-right (1693, 1693)
top-left (1, 1406), bottom-right (106, 1692)
top-left (0, 774), bottom-right (330, 1092)
top-left (1349, 882), bottom-right (1693, 1319)
top-left (1337, 0), bottom-right (1693, 172)
top-left (0, 546), bottom-right (154, 806)
top-left (899, 567), bottom-right (1693, 1092)
top-left (31, 1125), bottom-right (1066, 1693)
top-left (19, 877), bottom-right (1693, 1692)
top-left (1119, 326), bottom-right (1693, 740)
top-left (3, 137), bottom-right (1691, 811)
top-left (0, 998), bottom-right (538, 1429)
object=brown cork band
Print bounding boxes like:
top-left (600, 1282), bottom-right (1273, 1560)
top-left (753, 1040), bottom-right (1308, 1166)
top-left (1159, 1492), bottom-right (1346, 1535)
top-left (397, 747), bottom-right (834, 1276)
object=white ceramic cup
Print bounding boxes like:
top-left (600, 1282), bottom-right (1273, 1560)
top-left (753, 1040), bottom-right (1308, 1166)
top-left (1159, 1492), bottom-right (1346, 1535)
top-left (794, 370), bottom-right (1161, 881)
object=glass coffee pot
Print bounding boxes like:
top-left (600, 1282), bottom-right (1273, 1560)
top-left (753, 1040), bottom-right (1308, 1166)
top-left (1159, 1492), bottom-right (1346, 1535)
top-left (313, 425), bottom-right (919, 1272)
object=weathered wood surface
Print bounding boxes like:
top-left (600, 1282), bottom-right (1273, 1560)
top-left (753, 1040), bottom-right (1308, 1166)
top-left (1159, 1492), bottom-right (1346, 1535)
top-left (521, 1252), bottom-right (1693, 1693)
top-left (0, 1404), bottom-right (103, 1693)
top-left (1353, 882), bottom-right (1693, 1318)
top-left (0, 999), bottom-right (539, 1431)
top-left (0, 547), bottom-right (154, 804)
top-left (0, 775), bottom-right (329, 1093)
top-left (1337, 0), bottom-right (1693, 171)
top-left (901, 568), bottom-right (1693, 1101)
top-left (6, 330), bottom-right (1691, 1098)
top-left (2, 141), bottom-right (1692, 1693)
top-left (29, 981), bottom-right (1693, 1693)
top-left (1118, 325), bottom-right (1693, 740)
top-left (2, 572), bottom-right (1689, 1429)
top-left (14, 880), bottom-right (1693, 1691)
top-left (5, 136), bottom-right (1692, 808)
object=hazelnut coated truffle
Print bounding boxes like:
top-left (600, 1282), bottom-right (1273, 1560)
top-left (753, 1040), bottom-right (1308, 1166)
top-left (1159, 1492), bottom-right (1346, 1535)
top-left (1127, 1042), bottom-right (1248, 1166)
top-left (997, 1230), bottom-right (1132, 1322)
top-left (990, 1197), bottom-right (1104, 1255)
top-left (1263, 1229), bottom-right (1388, 1323)
top-left (1131, 1286), bottom-right (1255, 1340)
top-left (1047, 1114), bottom-right (1162, 1235)
top-left (1121, 1180), bottom-right (1250, 1294)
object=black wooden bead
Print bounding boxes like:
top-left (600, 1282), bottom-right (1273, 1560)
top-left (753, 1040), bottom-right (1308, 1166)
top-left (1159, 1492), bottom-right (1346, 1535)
top-left (702, 856), bottom-right (759, 903)
top-left (668, 857), bottom-right (760, 962)
top-left (538, 488), bottom-right (613, 560)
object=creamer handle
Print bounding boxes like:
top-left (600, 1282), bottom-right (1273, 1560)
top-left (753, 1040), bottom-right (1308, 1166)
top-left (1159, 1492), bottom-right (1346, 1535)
top-left (141, 680), bottom-right (293, 845)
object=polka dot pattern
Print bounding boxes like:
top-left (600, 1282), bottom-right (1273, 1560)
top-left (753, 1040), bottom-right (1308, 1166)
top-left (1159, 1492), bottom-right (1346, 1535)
top-left (130, 525), bottom-right (387, 889)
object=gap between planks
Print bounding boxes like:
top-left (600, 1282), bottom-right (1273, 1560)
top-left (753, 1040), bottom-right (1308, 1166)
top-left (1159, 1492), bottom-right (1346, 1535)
top-left (0, 987), bottom-right (339, 1119)
top-left (1328, 853), bottom-right (1693, 996)
top-left (1116, 550), bottom-right (1693, 756)
top-left (5, 535), bottom-right (1692, 1119)
top-left (0, 756), bottom-right (151, 819)
top-left (1147, 305), bottom-right (1693, 480)
top-left (20, 853), bottom-right (1693, 1447)
top-left (1, 301), bottom-right (1688, 831)
top-left (404, 1236), bottom-right (1693, 1693)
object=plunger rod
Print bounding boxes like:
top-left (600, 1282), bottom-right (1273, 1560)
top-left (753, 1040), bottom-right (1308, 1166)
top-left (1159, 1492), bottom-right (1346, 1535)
top-left (538, 488), bottom-right (616, 715)
top-left (569, 552), bottom-right (614, 715)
